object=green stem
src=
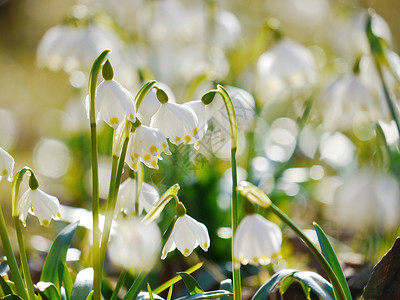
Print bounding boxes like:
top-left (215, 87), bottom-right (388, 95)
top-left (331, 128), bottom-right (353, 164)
top-left (0, 205), bottom-right (27, 300)
top-left (88, 49), bottom-right (111, 300)
top-left (110, 271), bottom-right (127, 300)
top-left (13, 217), bottom-right (35, 300)
top-left (99, 138), bottom-right (129, 263)
top-left (216, 85), bottom-right (241, 300)
top-left (123, 272), bottom-right (147, 300)
top-left (269, 203), bottom-right (347, 300)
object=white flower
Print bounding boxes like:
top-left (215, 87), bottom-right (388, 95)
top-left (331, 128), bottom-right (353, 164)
top-left (18, 188), bottom-right (61, 226)
top-left (329, 168), bottom-right (400, 232)
top-left (233, 214), bottom-right (282, 268)
top-left (256, 38), bottom-right (316, 102)
top-left (137, 83), bottom-right (176, 126)
top-left (0, 146), bottom-right (14, 182)
top-left (161, 214), bottom-right (210, 259)
top-left (88, 79), bottom-right (136, 129)
top-left (108, 217), bottom-right (161, 272)
top-left (125, 125), bottom-right (170, 171)
top-left (37, 23), bottom-right (124, 73)
top-left (116, 178), bottom-right (159, 215)
top-left (150, 102), bottom-right (200, 148)
top-left (208, 86), bottom-right (256, 136)
top-left (318, 74), bottom-right (376, 131)
top-left (183, 100), bottom-right (208, 149)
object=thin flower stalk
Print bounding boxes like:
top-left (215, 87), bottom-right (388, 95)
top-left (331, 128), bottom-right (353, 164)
top-left (88, 49), bottom-right (111, 300)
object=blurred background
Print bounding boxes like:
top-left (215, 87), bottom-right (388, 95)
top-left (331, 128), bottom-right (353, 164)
top-left (1, 0), bottom-right (400, 298)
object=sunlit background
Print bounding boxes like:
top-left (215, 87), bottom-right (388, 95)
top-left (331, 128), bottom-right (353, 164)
top-left (1, 0), bottom-right (400, 298)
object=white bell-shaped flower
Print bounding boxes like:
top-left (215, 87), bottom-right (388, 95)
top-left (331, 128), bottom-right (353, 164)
top-left (329, 168), bottom-right (400, 232)
top-left (18, 188), bottom-right (61, 226)
top-left (0, 146), bottom-right (14, 182)
top-left (137, 83), bottom-right (176, 126)
top-left (89, 79), bottom-right (136, 129)
top-left (126, 125), bottom-right (170, 171)
top-left (161, 214), bottom-right (210, 259)
top-left (150, 102), bottom-right (200, 148)
top-left (318, 74), bottom-right (376, 131)
top-left (233, 214), bottom-right (282, 268)
top-left (256, 38), bottom-right (316, 102)
top-left (116, 178), bottom-right (159, 216)
top-left (108, 217), bottom-right (161, 272)
top-left (183, 100), bottom-right (208, 149)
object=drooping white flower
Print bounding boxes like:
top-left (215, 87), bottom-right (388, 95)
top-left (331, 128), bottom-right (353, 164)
top-left (108, 217), bottom-right (161, 272)
top-left (18, 188), bottom-right (61, 226)
top-left (329, 168), bottom-right (400, 232)
top-left (161, 214), bottom-right (210, 259)
top-left (88, 79), bottom-right (136, 129)
top-left (208, 86), bottom-right (256, 136)
top-left (318, 74), bottom-right (376, 131)
top-left (233, 214), bottom-right (282, 268)
top-left (183, 100), bottom-right (208, 149)
top-left (137, 83), bottom-right (176, 126)
top-left (256, 38), bottom-right (316, 102)
top-left (37, 22), bottom-right (124, 74)
top-left (125, 125), bottom-right (170, 171)
top-left (116, 178), bottom-right (159, 215)
top-left (150, 102), bottom-right (200, 148)
top-left (0, 146), bottom-right (14, 182)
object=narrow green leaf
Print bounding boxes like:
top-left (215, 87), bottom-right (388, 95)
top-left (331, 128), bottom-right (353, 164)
top-left (3, 295), bottom-right (22, 299)
top-left (292, 271), bottom-right (335, 300)
top-left (177, 272), bottom-right (204, 295)
top-left (166, 285), bottom-right (173, 300)
top-left (86, 290), bottom-right (93, 300)
top-left (0, 276), bottom-right (14, 296)
top-left (252, 269), bottom-right (296, 300)
top-left (147, 283), bottom-right (155, 300)
top-left (280, 276), bottom-right (295, 295)
top-left (298, 281), bottom-right (311, 300)
top-left (62, 262), bottom-right (73, 300)
top-left (36, 281), bottom-right (60, 300)
top-left (313, 223), bottom-right (352, 300)
top-left (219, 279), bottom-right (233, 300)
top-left (70, 268), bottom-right (93, 300)
top-left (174, 290), bottom-right (233, 300)
top-left (40, 222), bottom-right (79, 299)
top-left (153, 263), bottom-right (203, 294)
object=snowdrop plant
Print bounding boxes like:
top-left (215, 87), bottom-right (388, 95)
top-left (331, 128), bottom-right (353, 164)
top-left (0, 146), bottom-right (14, 182)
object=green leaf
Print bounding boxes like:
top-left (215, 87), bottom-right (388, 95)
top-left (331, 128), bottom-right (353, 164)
top-left (292, 271), bottom-right (335, 300)
top-left (153, 263), bottom-right (203, 294)
top-left (86, 290), bottom-right (93, 300)
top-left (3, 295), bottom-right (22, 299)
top-left (177, 272), bottom-right (204, 295)
top-left (166, 286), bottom-right (173, 300)
top-left (174, 290), bottom-right (233, 300)
top-left (298, 281), bottom-right (311, 300)
top-left (313, 223), bottom-right (352, 300)
top-left (219, 279), bottom-right (233, 300)
top-left (280, 276), bottom-right (295, 295)
top-left (147, 283), bottom-right (155, 300)
top-left (40, 222), bottom-right (79, 299)
top-left (252, 269), bottom-right (296, 300)
top-left (70, 268), bottom-right (93, 300)
top-left (36, 281), bottom-right (60, 300)
top-left (62, 262), bottom-right (73, 300)
top-left (0, 276), bottom-right (14, 296)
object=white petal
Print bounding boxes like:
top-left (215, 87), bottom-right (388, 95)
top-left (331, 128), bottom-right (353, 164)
top-left (0, 146), bottom-right (14, 182)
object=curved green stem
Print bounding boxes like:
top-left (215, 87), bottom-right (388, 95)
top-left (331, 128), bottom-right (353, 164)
top-left (110, 270), bottom-right (127, 300)
top-left (13, 217), bottom-right (35, 300)
top-left (0, 205), bottom-right (27, 300)
top-left (269, 203), bottom-right (347, 300)
top-left (88, 49), bottom-right (111, 300)
top-left (216, 85), bottom-right (241, 300)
